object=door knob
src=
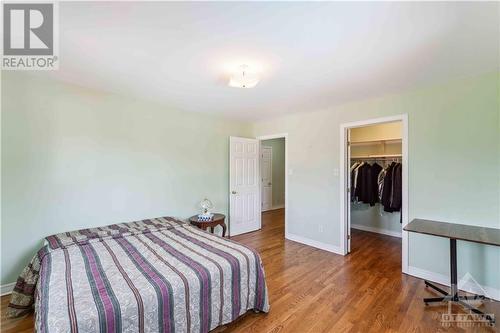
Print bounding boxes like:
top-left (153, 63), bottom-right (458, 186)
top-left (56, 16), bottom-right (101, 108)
top-left (268, 182), bottom-right (272, 186)
top-left (231, 191), bottom-right (237, 194)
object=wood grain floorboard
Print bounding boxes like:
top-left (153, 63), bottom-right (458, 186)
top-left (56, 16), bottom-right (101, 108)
top-left (1, 208), bottom-right (498, 332)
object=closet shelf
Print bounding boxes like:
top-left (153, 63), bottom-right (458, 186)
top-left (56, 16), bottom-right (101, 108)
top-left (351, 154), bottom-right (402, 159)
top-left (349, 138), bottom-right (402, 147)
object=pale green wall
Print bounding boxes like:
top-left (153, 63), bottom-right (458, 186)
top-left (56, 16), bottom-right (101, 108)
top-left (262, 138), bottom-right (285, 208)
top-left (251, 73), bottom-right (500, 290)
top-left (2, 71), bottom-right (499, 294)
top-left (351, 205), bottom-right (402, 235)
top-left (1, 72), bottom-right (250, 284)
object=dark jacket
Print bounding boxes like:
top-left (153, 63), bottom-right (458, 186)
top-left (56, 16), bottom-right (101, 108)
top-left (390, 163), bottom-right (402, 211)
top-left (381, 162), bottom-right (396, 212)
top-left (355, 164), bottom-right (376, 206)
top-left (370, 163), bottom-right (383, 205)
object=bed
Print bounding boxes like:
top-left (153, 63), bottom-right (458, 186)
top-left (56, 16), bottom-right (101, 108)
top-left (7, 216), bottom-right (269, 332)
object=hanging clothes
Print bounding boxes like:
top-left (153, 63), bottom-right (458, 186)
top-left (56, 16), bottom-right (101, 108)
top-left (370, 163), bottom-right (382, 204)
top-left (377, 167), bottom-right (387, 202)
top-left (351, 162), bottom-right (364, 201)
top-left (359, 162), bottom-right (383, 206)
top-left (355, 163), bottom-right (376, 206)
top-left (390, 163), bottom-right (402, 211)
top-left (381, 162), bottom-right (395, 212)
top-left (350, 162), bottom-right (361, 201)
top-left (380, 162), bottom-right (403, 213)
top-left (350, 160), bottom-right (402, 212)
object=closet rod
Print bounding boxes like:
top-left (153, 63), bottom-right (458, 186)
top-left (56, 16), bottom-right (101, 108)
top-left (351, 154), bottom-right (402, 159)
top-left (352, 158), bottom-right (402, 163)
top-left (349, 138), bottom-right (402, 147)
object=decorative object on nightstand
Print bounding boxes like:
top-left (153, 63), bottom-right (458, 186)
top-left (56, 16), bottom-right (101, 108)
top-left (189, 213), bottom-right (228, 238)
top-left (198, 198), bottom-right (214, 221)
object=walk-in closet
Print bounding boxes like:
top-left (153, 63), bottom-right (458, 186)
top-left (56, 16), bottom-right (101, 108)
top-left (349, 121), bottom-right (403, 246)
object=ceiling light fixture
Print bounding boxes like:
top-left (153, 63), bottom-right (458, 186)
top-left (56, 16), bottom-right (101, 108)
top-left (228, 65), bottom-right (259, 88)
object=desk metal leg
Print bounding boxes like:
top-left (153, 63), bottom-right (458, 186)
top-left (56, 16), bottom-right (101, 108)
top-left (423, 238), bottom-right (495, 324)
top-left (450, 239), bottom-right (458, 301)
top-left (424, 280), bottom-right (448, 295)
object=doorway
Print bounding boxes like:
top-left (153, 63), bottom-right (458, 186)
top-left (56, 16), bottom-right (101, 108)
top-left (258, 134), bottom-right (288, 236)
top-left (260, 138), bottom-right (285, 212)
top-left (340, 115), bottom-right (409, 274)
top-left (261, 146), bottom-right (273, 211)
top-left (228, 134), bottom-right (288, 237)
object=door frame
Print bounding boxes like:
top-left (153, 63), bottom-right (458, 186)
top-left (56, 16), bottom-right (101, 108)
top-left (257, 133), bottom-right (288, 236)
top-left (339, 114), bottom-right (409, 274)
top-left (260, 146), bottom-right (273, 212)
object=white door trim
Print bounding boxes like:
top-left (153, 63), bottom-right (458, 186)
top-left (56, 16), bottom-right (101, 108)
top-left (339, 114), bottom-right (409, 274)
top-left (257, 133), bottom-right (288, 236)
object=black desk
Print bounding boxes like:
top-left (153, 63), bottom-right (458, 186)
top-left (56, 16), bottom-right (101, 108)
top-left (404, 219), bottom-right (500, 324)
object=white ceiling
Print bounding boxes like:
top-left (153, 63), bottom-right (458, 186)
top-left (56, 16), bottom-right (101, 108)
top-left (41, 2), bottom-right (499, 120)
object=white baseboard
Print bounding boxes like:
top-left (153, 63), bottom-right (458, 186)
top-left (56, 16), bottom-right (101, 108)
top-left (351, 223), bottom-right (402, 238)
top-left (285, 233), bottom-right (343, 255)
top-left (408, 266), bottom-right (500, 301)
top-left (1, 282), bottom-right (15, 296)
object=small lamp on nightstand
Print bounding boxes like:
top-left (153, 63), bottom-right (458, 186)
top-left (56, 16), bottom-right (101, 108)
top-left (198, 198), bottom-right (214, 221)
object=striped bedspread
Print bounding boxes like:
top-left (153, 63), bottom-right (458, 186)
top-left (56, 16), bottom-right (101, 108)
top-left (15, 217), bottom-right (269, 332)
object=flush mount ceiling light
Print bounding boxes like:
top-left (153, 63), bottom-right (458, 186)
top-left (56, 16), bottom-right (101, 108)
top-left (228, 65), bottom-right (259, 88)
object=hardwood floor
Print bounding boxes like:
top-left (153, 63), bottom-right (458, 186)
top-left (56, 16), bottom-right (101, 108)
top-left (1, 296), bottom-right (34, 333)
top-left (222, 209), bottom-right (499, 332)
top-left (1, 208), bottom-right (498, 332)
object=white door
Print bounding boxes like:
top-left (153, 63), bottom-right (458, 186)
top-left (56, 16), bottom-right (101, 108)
top-left (229, 137), bottom-right (261, 236)
top-left (261, 146), bottom-right (273, 212)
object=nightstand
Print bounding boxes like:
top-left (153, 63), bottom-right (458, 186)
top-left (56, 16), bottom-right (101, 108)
top-left (189, 213), bottom-right (227, 238)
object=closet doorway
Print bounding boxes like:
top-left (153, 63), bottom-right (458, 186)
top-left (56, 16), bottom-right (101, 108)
top-left (340, 115), bottom-right (409, 274)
